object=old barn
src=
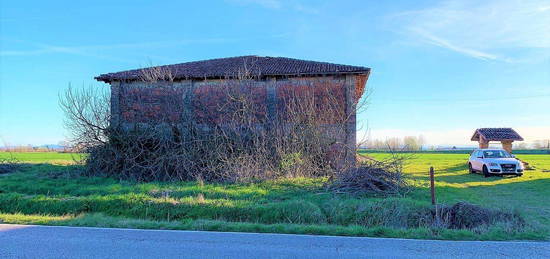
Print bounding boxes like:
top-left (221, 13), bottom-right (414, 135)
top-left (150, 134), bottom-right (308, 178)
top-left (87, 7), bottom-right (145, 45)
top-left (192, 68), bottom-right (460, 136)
top-left (95, 56), bottom-right (371, 166)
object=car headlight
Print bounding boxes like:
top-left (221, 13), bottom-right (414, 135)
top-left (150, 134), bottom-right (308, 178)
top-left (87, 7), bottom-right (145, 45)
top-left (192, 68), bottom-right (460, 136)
top-left (489, 163), bottom-right (499, 167)
top-left (518, 162), bottom-right (524, 169)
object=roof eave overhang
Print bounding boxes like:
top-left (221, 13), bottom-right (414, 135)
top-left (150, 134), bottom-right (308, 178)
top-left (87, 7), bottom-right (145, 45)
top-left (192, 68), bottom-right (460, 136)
top-left (471, 134), bottom-right (524, 142)
top-left (95, 69), bottom-right (371, 84)
top-left (486, 137), bottom-right (524, 142)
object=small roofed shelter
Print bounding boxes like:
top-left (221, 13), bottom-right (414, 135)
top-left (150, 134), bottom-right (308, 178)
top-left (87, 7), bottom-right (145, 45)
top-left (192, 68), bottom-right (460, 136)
top-left (471, 128), bottom-right (523, 153)
top-left (95, 55), bottom-right (371, 167)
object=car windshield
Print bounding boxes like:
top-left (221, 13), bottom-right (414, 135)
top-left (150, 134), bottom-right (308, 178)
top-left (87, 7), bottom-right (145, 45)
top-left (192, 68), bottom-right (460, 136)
top-left (483, 150), bottom-right (511, 158)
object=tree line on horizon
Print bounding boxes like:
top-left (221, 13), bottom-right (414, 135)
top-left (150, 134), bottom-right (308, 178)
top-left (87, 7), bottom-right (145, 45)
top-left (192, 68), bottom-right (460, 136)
top-left (360, 136), bottom-right (550, 151)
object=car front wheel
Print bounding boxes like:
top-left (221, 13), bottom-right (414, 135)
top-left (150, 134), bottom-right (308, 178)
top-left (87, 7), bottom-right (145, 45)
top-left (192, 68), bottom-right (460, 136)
top-left (468, 163), bottom-right (475, 174)
top-left (483, 165), bottom-right (491, 178)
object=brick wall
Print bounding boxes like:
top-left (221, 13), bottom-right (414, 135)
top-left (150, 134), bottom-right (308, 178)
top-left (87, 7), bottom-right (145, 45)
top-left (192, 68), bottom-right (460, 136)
top-left (112, 75), bottom-right (367, 167)
top-left (116, 76), bottom-right (359, 124)
top-left (120, 84), bottom-right (185, 123)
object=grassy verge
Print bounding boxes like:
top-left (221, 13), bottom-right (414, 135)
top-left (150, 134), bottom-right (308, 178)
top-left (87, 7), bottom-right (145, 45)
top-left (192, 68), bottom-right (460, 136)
top-left (1, 152), bottom-right (549, 240)
top-left (1, 212), bottom-right (544, 241)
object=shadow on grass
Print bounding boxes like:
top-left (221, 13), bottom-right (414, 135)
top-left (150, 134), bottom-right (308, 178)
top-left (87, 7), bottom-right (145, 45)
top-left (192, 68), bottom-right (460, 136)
top-left (441, 163), bottom-right (469, 173)
top-left (408, 162), bottom-right (524, 184)
top-left (0, 163), bottom-right (322, 202)
top-left (434, 169), bottom-right (529, 184)
top-left (409, 178), bottom-right (550, 207)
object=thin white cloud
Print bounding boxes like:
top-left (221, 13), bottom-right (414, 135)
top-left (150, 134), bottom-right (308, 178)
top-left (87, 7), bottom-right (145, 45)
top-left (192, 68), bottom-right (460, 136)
top-left (0, 34), bottom-right (289, 61)
top-left (228, 0), bottom-right (282, 9)
top-left (292, 3), bottom-right (320, 14)
top-left (0, 37), bottom-right (240, 57)
top-left (0, 41), bottom-right (139, 63)
top-left (0, 49), bottom-right (53, 56)
top-left (226, 0), bottom-right (319, 14)
top-left (411, 28), bottom-right (501, 61)
top-left (392, 0), bottom-right (550, 62)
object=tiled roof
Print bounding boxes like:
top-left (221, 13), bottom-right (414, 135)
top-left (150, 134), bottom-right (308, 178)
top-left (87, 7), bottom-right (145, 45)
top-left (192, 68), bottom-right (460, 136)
top-left (471, 128), bottom-right (524, 141)
top-left (95, 56), bottom-right (370, 82)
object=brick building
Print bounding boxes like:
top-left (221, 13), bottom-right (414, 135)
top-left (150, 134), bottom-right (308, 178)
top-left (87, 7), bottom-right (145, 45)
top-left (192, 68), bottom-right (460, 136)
top-left (96, 56), bottom-right (371, 166)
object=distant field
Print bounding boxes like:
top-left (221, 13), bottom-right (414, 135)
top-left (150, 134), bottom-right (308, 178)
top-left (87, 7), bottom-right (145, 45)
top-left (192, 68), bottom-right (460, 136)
top-left (0, 152), bottom-right (82, 163)
top-left (1, 151), bottom-right (549, 240)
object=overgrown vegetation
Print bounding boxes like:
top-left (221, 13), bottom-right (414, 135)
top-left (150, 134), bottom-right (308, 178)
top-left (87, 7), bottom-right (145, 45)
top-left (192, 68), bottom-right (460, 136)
top-left (59, 69), bottom-right (378, 185)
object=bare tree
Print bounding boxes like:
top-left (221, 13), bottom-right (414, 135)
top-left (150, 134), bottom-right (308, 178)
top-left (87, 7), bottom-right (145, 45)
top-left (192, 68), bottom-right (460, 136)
top-left (514, 142), bottom-right (528, 149)
top-left (59, 84), bottom-right (110, 150)
top-left (403, 136), bottom-right (419, 151)
top-left (403, 135), bottom-right (426, 151)
top-left (385, 137), bottom-right (402, 150)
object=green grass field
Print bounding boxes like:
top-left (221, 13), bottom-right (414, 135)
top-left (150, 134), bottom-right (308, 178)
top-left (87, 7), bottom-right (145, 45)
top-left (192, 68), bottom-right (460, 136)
top-left (1, 151), bottom-right (549, 240)
top-left (0, 152), bottom-right (82, 164)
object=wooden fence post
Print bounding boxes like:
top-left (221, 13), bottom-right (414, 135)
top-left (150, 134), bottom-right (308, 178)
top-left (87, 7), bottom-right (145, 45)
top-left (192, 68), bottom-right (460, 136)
top-left (429, 166), bottom-right (436, 205)
top-left (430, 166), bottom-right (441, 225)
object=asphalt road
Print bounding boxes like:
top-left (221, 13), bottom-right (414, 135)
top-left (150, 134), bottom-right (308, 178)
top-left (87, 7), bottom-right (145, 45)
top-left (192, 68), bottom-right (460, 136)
top-left (1, 224), bottom-right (549, 258)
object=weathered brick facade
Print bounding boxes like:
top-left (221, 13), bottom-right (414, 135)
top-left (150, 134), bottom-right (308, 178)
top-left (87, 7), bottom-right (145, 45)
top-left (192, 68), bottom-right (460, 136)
top-left (113, 77), bottom-right (362, 122)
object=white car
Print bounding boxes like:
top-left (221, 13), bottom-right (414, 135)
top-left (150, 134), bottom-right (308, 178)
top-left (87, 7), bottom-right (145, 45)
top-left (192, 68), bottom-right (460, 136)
top-left (468, 149), bottom-right (524, 177)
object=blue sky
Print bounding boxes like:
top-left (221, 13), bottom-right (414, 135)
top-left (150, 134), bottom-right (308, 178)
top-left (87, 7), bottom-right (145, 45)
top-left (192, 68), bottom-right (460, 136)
top-left (1, 0), bottom-right (549, 146)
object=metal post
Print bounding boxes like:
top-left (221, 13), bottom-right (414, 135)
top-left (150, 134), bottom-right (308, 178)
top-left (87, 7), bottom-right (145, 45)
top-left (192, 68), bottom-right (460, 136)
top-left (429, 166), bottom-right (436, 205)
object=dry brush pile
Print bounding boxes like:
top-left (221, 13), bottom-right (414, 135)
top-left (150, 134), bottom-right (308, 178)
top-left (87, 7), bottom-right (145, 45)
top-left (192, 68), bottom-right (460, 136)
top-left (327, 153), bottom-right (410, 195)
top-left (435, 202), bottom-right (525, 230)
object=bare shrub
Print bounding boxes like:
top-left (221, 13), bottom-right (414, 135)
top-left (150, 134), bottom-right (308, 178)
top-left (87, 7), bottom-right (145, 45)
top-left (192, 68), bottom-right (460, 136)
top-left (80, 90), bottom-right (345, 182)
top-left (60, 64), bottom-right (388, 185)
